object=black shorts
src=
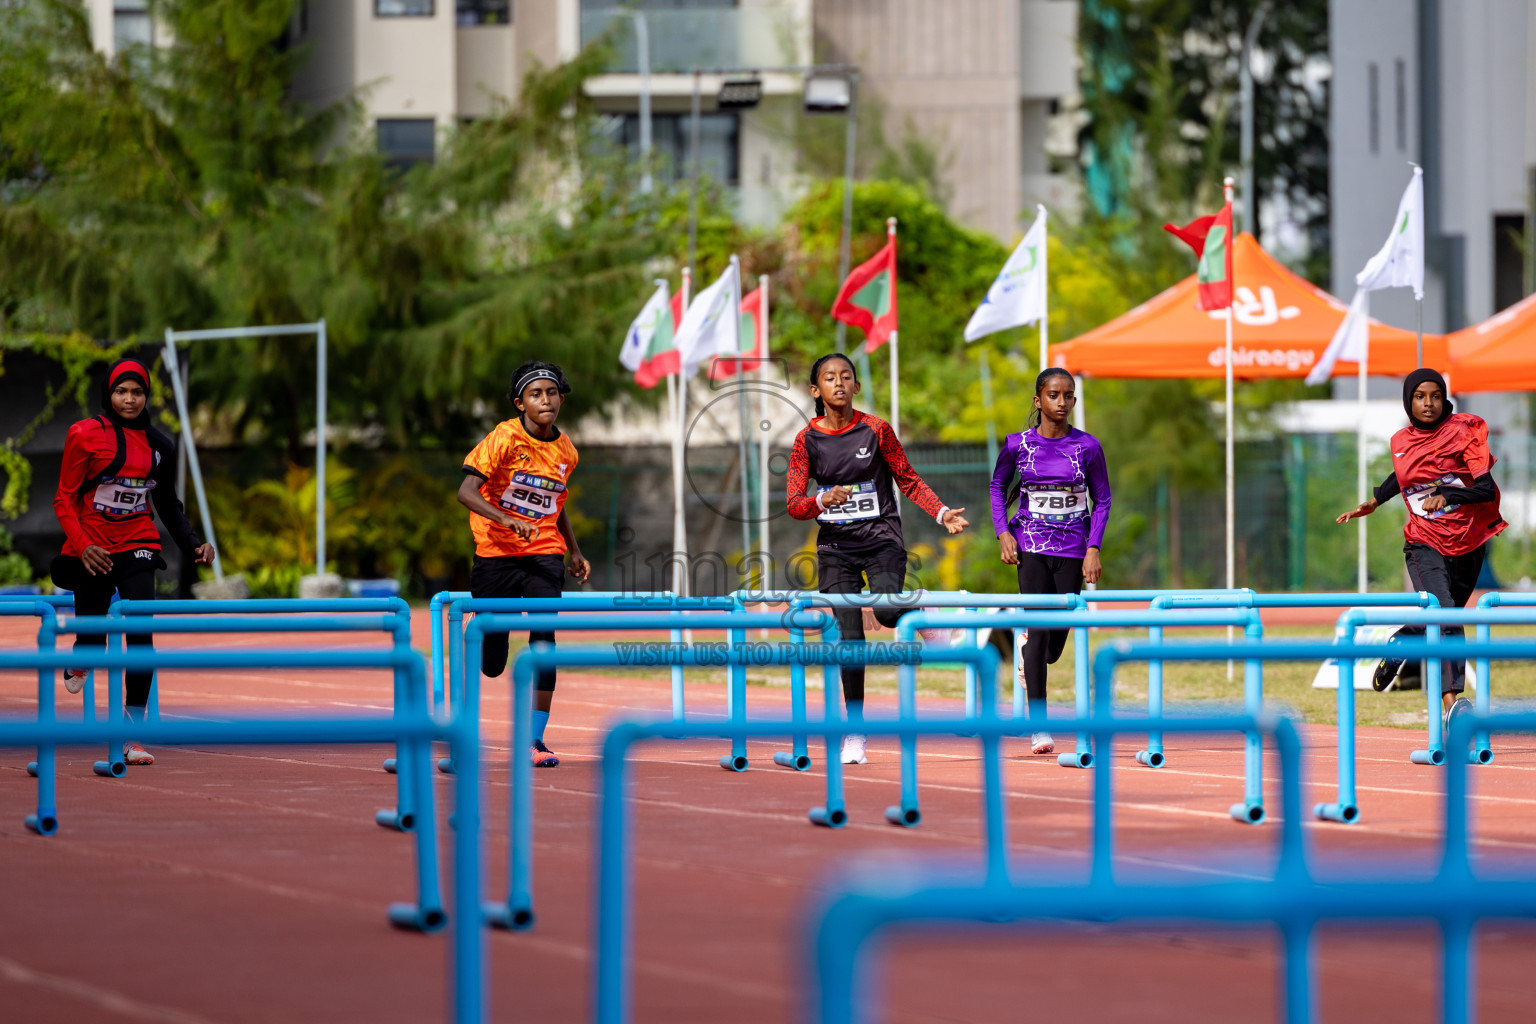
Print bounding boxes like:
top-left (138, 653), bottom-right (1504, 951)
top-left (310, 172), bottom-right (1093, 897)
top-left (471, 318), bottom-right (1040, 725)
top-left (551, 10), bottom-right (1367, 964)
top-left (468, 553), bottom-right (566, 600)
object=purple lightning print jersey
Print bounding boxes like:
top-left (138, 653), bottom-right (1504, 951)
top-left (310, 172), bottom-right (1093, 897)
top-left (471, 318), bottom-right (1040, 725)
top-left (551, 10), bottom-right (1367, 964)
top-left (989, 427), bottom-right (1112, 557)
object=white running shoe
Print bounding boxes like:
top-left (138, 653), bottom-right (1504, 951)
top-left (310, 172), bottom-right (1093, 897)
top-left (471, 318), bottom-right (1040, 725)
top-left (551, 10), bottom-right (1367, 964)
top-left (63, 669), bottom-right (88, 695)
top-left (1030, 732), bottom-right (1055, 755)
top-left (840, 734), bottom-right (868, 765)
top-left (122, 742), bottom-right (155, 766)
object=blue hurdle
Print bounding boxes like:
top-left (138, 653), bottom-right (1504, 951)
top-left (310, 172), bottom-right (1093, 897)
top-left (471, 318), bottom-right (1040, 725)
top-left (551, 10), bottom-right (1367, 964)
top-left (891, 607), bottom-right (1266, 826)
top-left (0, 645), bottom-right (447, 931)
top-left (805, 704), bottom-right (1536, 1024)
top-left (435, 591), bottom-right (720, 719)
top-left (470, 611), bottom-right (837, 930)
top-left (34, 611), bottom-right (424, 835)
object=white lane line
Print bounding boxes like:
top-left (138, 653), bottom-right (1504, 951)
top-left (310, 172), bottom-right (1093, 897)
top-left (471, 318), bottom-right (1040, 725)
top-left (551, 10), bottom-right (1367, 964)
top-left (0, 953), bottom-right (226, 1024)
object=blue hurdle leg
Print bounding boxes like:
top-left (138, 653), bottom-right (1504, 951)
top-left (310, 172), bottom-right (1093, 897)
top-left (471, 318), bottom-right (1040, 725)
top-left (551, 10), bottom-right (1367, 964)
top-left (82, 668), bottom-right (96, 723)
top-left (1059, 626), bottom-right (1093, 769)
top-left (887, 650), bottom-right (921, 827)
top-left (26, 655), bottom-right (58, 835)
top-left (1230, 621), bottom-right (1265, 824)
top-left (388, 659), bottom-right (447, 932)
top-left (495, 635), bottom-right (538, 929)
top-left (1442, 915), bottom-right (1473, 1024)
top-left (93, 635), bottom-right (126, 778)
top-left (1011, 629), bottom-right (1025, 720)
top-left (1136, 624), bottom-right (1165, 768)
top-left (720, 627), bottom-right (748, 771)
top-left (1474, 623), bottom-right (1493, 763)
top-left (1315, 650), bottom-right (1359, 822)
top-left (147, 668), bottom-right (159, 722)
top-left (811, 623), bottom-right (847, 828)
top-left (430, 597), bottom-right (446, 711)
top-left (449, 607), bottom-right (465, 717)
top-left (669, 625), bottom-right (685, 722)
top-left (773, 625), bottom-right (811, 771)
top-left (376, 663), bottom-right (418, 832)
top-left (1412, 625), bottom-right (1446, 765)
top-left (1282, 920), bottom-right (1315, 1024)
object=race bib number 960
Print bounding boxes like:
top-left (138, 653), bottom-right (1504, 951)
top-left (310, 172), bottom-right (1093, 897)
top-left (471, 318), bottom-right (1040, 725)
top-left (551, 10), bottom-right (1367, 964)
top-left (1404, 473), bottom-right (1462, 520)
top-left (818, 481), bottom-right (881, 524)
top-left (499, 471), bottom-right (566, 520)
top-left (1024, 484), bottom-right (1088, 522)
top-left (92, 477), bottom-right (152, 517)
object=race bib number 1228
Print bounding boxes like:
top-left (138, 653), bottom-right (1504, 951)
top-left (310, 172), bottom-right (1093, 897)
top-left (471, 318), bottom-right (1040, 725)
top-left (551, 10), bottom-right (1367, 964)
top-left (499, 471), bottom-right (566, 520)
top-left (818, 481), bottom-right (881, 524)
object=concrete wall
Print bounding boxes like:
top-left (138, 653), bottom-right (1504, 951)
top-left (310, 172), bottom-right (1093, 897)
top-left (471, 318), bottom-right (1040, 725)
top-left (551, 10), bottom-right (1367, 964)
top-left (352, 3), bottom-right (457, 127)
top-left (456, 25), bottom-right (516, 117)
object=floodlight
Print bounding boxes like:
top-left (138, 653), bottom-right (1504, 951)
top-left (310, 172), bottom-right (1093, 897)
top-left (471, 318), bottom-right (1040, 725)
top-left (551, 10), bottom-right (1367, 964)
top-left (803, 75), bottom-right (852, 113)
top-left (717, 78), bottom-right (764, 110)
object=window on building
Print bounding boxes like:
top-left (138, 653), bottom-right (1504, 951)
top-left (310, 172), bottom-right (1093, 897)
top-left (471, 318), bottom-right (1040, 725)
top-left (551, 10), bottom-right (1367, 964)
top-left (1394, 58), bottom-right (1407, 151)
top-left (1367, 62), bottom-right (1379, 155)
top-left (113, 0), bottom-right (153, 52)
top-left (376, 0), bottom-right (434, 16)
top-left (378, 118), bottom-right (436, 168)
top-left (611, 112), bottom-right (739, 186)
top-left (1494, 213), bottom-right (1526, 312)
top-left (457, 0), bottom-right (510, 24)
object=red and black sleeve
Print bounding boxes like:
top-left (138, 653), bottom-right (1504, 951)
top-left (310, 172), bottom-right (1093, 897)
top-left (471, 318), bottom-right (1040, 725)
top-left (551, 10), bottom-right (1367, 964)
top-left (872, 416), bottom-right (946, 520)
top-left (785, 429), bottom-right (821, 520)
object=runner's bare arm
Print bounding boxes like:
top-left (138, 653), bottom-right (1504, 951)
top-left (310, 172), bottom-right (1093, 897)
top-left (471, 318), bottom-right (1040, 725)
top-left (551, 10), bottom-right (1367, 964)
top-left (456, 474), bottom-right (535, 539)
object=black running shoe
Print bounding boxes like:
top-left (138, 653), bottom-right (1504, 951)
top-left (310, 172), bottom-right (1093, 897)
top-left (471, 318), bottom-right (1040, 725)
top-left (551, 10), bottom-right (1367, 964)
top-left (1372, 655), bottom-right (1404, 692)
top-left (1445, 696), bottom-right (1474, 741)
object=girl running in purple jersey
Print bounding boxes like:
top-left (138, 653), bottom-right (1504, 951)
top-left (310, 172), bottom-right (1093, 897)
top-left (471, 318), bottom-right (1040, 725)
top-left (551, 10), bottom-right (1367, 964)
top-left (989, 368), bottom-right (1112, 755)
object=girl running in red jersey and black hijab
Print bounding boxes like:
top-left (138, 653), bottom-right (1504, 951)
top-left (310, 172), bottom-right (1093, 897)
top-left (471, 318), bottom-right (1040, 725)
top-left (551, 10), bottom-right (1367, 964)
top-left (786, 353), bottom-right (969, 765)
top-left (1337, 367), bottom-right (1506, 734)
top-left (51, 359), bottom-right (216, 766)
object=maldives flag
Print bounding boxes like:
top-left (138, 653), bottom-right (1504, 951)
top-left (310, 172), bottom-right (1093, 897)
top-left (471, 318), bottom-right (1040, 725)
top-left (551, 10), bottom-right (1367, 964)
top-left (831, 236), bottom-right (897, 353)
top-left (709, 284), bottom-right (766, 379)
top-left (619, 281), bottom-right (683, 389)
top-left (1163, 202), bottom-right (1234, 311)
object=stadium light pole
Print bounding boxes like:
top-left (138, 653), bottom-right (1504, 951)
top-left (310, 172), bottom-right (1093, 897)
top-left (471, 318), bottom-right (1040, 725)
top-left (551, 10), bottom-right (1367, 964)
top-left (1239, 2), bottom-right (1270, 235)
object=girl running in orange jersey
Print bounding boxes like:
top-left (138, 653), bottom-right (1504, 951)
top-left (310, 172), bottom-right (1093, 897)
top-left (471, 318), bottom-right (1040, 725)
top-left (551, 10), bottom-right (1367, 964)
top-left (458, 361), bottom-right (591, 767)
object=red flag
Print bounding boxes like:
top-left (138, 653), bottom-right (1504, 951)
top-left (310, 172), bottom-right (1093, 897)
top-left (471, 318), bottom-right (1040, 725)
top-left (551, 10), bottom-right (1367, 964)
top-left (831, 237), bottom-right (898, 353)
top-left (632, 288), bottom-right (684, 389)
top-left (1163, 202), bottom-right (1234, 311)
top-left (710, 285), bottom-right (766, 379)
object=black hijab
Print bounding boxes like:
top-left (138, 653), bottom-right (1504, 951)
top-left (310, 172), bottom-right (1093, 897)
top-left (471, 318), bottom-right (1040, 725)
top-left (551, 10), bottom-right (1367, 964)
top-left (1403, 367), bottom-right (1454, 432)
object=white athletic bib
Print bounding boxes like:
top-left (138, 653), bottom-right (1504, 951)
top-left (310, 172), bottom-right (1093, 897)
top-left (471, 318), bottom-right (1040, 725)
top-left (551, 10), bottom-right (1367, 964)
top-left (817, 480), bottom-right (882, 524)
top-left (499, 470), bottom-right (565, 521)
top-left (1023, 484), bottom-right (1088, 522)
top-left (1404, 473), bottom-right (1462, 519)
top-left (91, 477), bottom-right (151, 517)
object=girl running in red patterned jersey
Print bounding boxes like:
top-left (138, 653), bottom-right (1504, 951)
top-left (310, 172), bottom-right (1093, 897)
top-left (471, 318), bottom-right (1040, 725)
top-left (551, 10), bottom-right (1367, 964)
top-left (1337, 368), bottom-right (1506, 735)
top-left (786, 353), bottom-right (969, 764)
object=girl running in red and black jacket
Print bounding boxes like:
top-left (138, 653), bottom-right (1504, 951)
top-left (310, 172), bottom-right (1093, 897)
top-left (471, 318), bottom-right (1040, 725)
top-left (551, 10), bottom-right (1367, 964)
top-left (51, 359), bottom-right (215, 765)
top-left (786, 353), bottom-right (969, 765)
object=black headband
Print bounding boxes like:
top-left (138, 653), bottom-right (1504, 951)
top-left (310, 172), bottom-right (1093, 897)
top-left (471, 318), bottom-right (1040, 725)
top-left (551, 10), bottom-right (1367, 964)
top-left (514, 369), bottom-right (562, 398)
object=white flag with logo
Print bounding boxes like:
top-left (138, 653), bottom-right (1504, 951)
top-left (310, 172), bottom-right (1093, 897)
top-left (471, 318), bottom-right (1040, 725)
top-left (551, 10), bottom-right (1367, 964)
top-left (1355, 166), bottom-right (1425, 300)
top-left (1305, 288), bottom-right (1370, 386)
top-left (675, 258), bottom-right (741, 376)
top-left (619, 281), bottom-right (671, 373)
top-left (964, 206), bottom-right (1048, 341)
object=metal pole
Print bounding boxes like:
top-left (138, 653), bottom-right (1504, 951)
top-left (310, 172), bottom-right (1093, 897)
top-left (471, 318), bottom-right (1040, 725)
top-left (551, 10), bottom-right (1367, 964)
top-left (732, 257), bottom-right (752, 566)
top-left (978, 346), bottom-right (999, 471)
top-left (886, 216), bottom-right (898, 438)
top-left (1416, 296), bottom-right (1424, 368)
top-left (1359, 295), bottom-right (1370, 593)
top-left (1239, 3), bottom-right (1270, 236)
top-left (758, 274), bottom-right (771, 565)
top-left (1224, 178), bottom-right (1236, 679)
top-left (674, 269), bottom-right (692, 599)
top-left (162, 329), bottom-right (223, 582)
top-left (835, 73), bottom-right (858, 355)
top-left (688, 71), bottom-right (701, 280)
top-left (634, 12), bottom-right (652, 194)
top-left (316, 317), bottom-right (327, 576)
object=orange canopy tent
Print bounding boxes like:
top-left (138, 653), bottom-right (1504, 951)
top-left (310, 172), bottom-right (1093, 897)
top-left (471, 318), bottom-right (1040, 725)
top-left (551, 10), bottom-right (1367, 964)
top-left (1447, 290), bottom-right (1536, 392)
top-left (1050, 232), bottom-right (1446, 378)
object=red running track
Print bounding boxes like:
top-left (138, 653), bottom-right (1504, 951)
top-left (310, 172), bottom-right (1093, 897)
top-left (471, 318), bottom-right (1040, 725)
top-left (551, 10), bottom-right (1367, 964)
top-left (2, 612), bottom-right (1536, 1022)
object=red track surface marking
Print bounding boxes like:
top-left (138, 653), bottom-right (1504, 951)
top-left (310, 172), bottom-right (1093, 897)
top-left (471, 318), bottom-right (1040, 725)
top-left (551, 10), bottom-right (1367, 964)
top-left (3, 615), bottom-right (1536, 1021)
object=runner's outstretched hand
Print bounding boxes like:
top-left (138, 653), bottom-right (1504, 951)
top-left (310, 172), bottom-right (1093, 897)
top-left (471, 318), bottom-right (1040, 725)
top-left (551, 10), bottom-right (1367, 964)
top-left (1335, 498), bottom-right (1379, 524)
top-left (567, 550), bottom-right (591, 585)
top-left (941, 508), bottom-right (969, 535)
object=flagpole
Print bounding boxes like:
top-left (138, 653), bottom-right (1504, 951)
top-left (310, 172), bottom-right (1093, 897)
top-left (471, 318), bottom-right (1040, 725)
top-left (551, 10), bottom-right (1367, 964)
top-left (1224, 177), bottom-right (1236, 680)
top-left (1038, 206), bottom-right (1050, 374)
top-left (978, 346), bottom-right (999, 470)
top-left (758, 274), bottom-right (771, 569)
top-left (886, 217), bottom-right (899, 439)
top-left (731, 256), bottom-right (753, 570)
top-left (674, 268), bottom-right (692, 602)
top-left (1358, 291), bottom-right (1370, 593)
top-left (1416, 297), bottom-right (1424, 368)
